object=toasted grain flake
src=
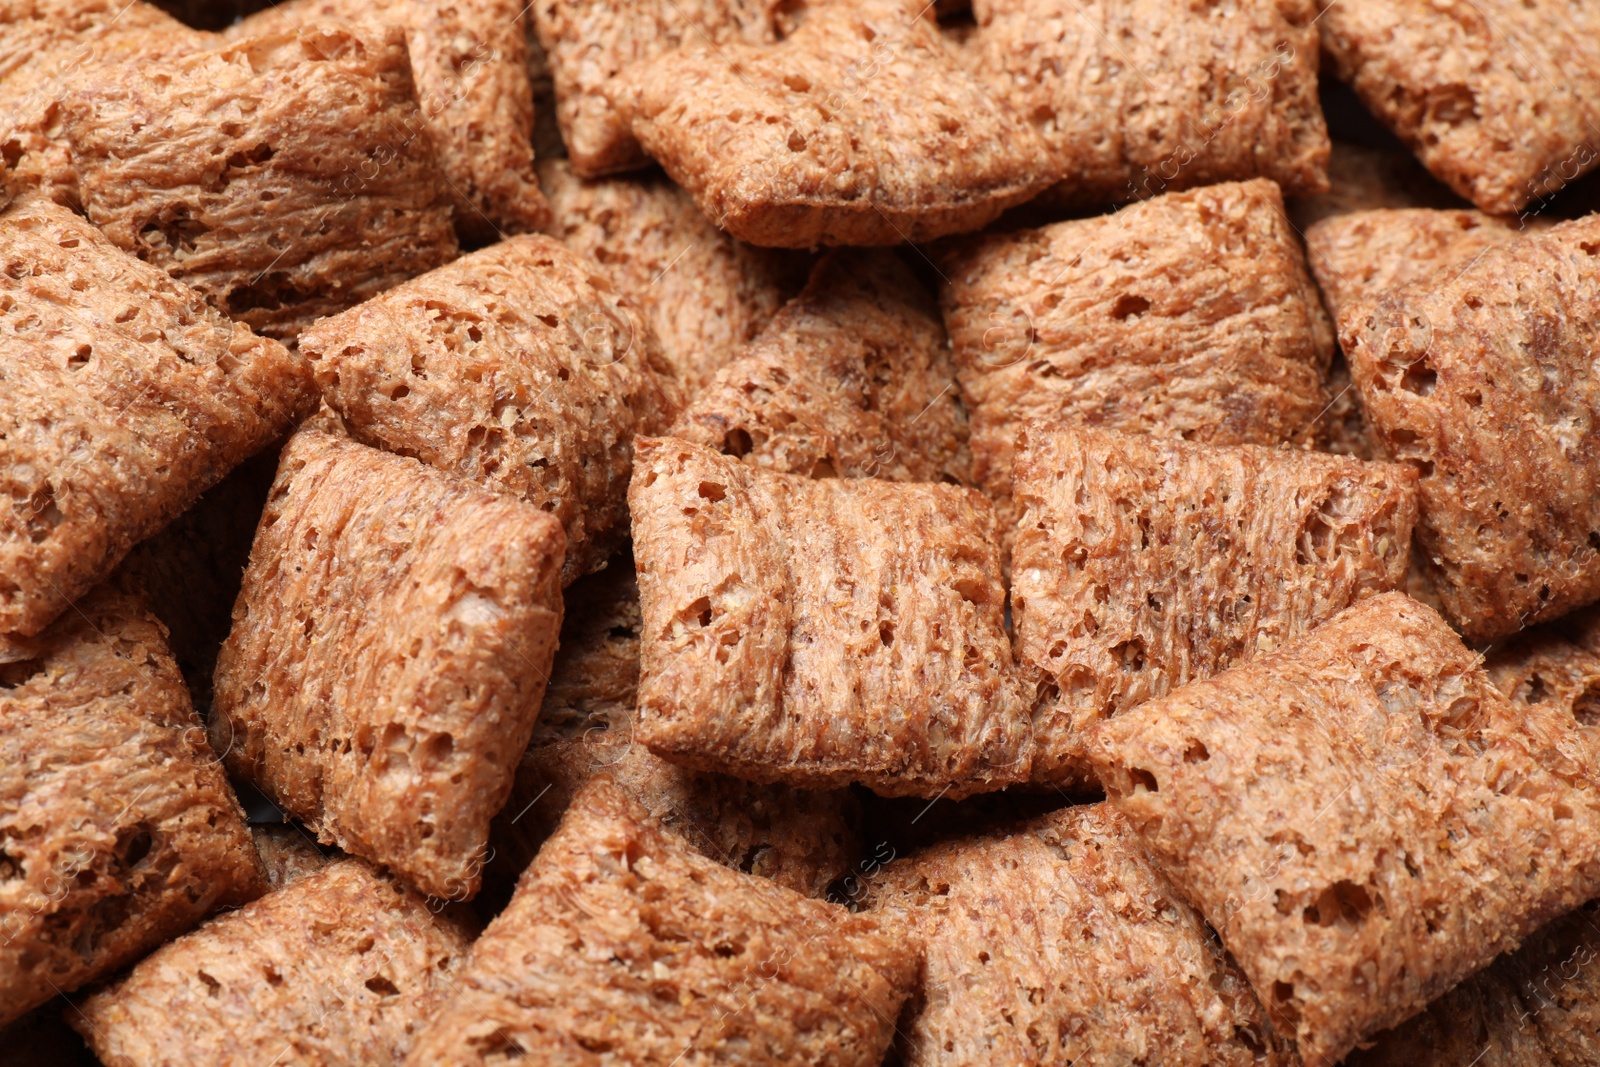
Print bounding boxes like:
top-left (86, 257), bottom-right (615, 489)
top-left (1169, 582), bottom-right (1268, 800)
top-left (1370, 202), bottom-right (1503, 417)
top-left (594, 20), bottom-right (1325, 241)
top-left (1341, 215), bottom-right (1600, 641)
top-left (60, 24), bottom-right (459, 341)
top-left (1012, 423), bottom-right (1417, 785)
top-left (492, 561), bottom-right (860, 898)
top-left (228, 0), bottom-right (551, 242)
top-left (74, 860), bottom-right (472, 1067)
top-left (1307, 208), bottom-right (1548, 322)
top-left (300, 234), bottom-right (681, 584)
top-left (212, 432), bottom-right (566, 900)
top-left (629, 436), bottom-right (1030, 797)
top-left (0, 0), bottom-right (202, 206)
top-left (539, 158), bottom-right (805, 391)
top-left (941, 179), bottom-right (1332, 524)
top-left (1087, 593), bottom-right (1600, 1065)
top-left (1320, 0), bottom-right (1600, 214)
top-left (962, 0), bottom-right (1327, 208)
top-left (863, 803), bottom-right (1293, 1067)
top-left (0, 579), bottom-right (264, 1026)
top-left (532, 0), bottom-right (787, 176)
top-left (1287, 140), bottom-right (1464, 232)
top-left (406, 779), bottom-right (917, 1067)
top-left (673, 249), bottom-right (970, 484)
top-left (620, 0), bottom-right (1055, 247)
top-left (0, 198), bottom-right (315, 638)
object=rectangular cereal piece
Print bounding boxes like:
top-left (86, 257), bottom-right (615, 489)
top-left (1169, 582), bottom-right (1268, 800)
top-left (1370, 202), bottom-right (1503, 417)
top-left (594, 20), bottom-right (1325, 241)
top-left (1306, 207), bottom-right (1548, 322)
top-left (539, 158), bottom-right (805, 391)
top-left (0, 198), bottom-right (315, 638)
top-left (0, 579), bottom-right (264, 1026)
top-left (0, 0), bottom-right (200, 206)
top-left (73, 859), bottom-right (472, 1067)
top-left (620, 0), bottom-right (1055, 247)
top-left (298, 234), bottom-right (682, 584)
top-left (212, 432), bottom-right (566, 900)
top-left (1349, 898), bottom-right (1600, 1067)
top-left (962, 0), bottom-right (1328, 208)
top-left (1287, 140), bottom-right (1464, 233)
top-left (226, 0), bottom-right (550, 243)
top-left (1012, 423), bottom-right (1417, 785)
top-left (532, 0), bottom-right (786, 176)
top-left (1319, 0), bottom-right (1600, 214)
top-left (861, 803), bottom-right (1293, 1066)
top-left (1340, 215), bottom-right (1600, 641)
top-left (629, 436), bottom-right (1031, 797)
top-left (60, 23), bottom-right (459, 341)
top-left (941, 179), bottom-right (1333, 520)
top-left (1086, 592), bottom-right (1600, 1065)
top-left (672, 249), bottom-right (971, 484)
top-left (405, 778), bottom-right (917, 1066)
top-left (491, 560), bottom-right (860, 899)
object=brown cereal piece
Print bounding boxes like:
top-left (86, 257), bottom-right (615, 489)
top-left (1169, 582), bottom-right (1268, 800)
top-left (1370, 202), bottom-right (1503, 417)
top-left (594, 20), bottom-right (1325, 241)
top-left (629, 436), bottom-right (1030, 798)
top-left (531, 0), bottom-right (785, 177)
top-left (620, 0), bottom-right (1055, 248)
top-left (121, 446), bottom-right (282, 706)
top-left (298, 235), bottom-right (681, 584)
top-left (61, 24), bottom-right (459, 341)
top-left (963, 0), bottom-right (1327, 208)
top-left (673, 249), bottom-right (971, 484)
top-left (1341, 215), bottom-right (1600, 642)
top-left (0, 0), bottom-right (201, 207)
top-left (1086, 593), bottom-right (1600, 1065)
top-left (212, 432), bottom-right (566, 900)
top-left (1486, 606), bottom-right (1600, 732)
top-left (1306, 207), bottom-right (1547, 322)
top-left (405, 778), bottom-right (918, 1066)
top-left (73, 859), bottom-right (472, 1067)
top-left (1012, 424), bottom-right (1418, 785)
top-left (1287, 140), bottom-right (1463, 232)
top-left (492, 561), bottom-right (860, 898)
top-left (1319, 0), bottom-right (1600, 214)
top-left (539, 158), bottom-right (805, 391)
top-left (1351, 899), bottom-right (1600, 1067)
top-left (0, 198), bottom-right (314, 638)
top-left (862, 803), bottom-right (1292, 1067)
top-left (941, 179), bottom-right (1333, 519)
top-left (0, 580), bottom-right (264, 1027)
top-left (250, 823), bottom-right (333, 890)
top-left (228, 0), bottom-right (550, 243)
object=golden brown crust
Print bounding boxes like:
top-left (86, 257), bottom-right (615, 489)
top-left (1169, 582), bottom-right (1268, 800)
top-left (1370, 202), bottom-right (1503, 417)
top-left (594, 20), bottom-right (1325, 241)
top-left (1319, 0), bottom-right (1600, 214)
top-left (538, 158), bottom-right (805, 391)
top-left (492, 561), bottom-right (860, 898)
top-left (963, 0), bottom-right (1328, 207)
top-left (74, 859), bottom-right (473, 1067)
top-left (0, 0), bottom-right (202, 207)
top-left (673, 249), bottom-right (971, 484)
top-left (862, 803), bottom-right (1293, 1067)
top-left (1306, 208), bottom-right (1549, 323)
top-left (1287, 140), bottom-right (1463, 233)
top-left (228, 0), bottom-right (551, 243)
top-left (0, 579), bottom-right (264, 1026)
top-left (1340, 215), bottom-right (1600, 642)
top-left (1087, 593), bottom-right (1600, 1064)
top-left (620, 0), bottom-right (1056, 247)
top-left (405, 778), bottom-right (918, 1066)
top-left (532, 0), bottom-right (786, 176)
top-left (1012, 423), bottom-right (1418, 785)
top-left (61, 23), bottom-right (459, 341)
top-left (212, 432), bottom-right (567, 900)
top-left (630, 436), bottom-right (1031, 798)
top-left (941, 179), bottom-right (1333, 524)
top-left (299, 234), bottom-right (681, 585)
top-left (0, 198), bottom-right (315, 638)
